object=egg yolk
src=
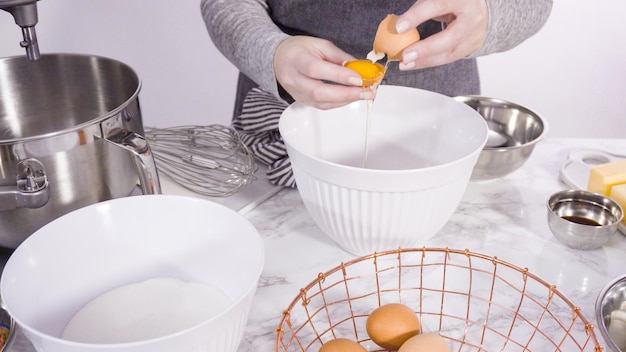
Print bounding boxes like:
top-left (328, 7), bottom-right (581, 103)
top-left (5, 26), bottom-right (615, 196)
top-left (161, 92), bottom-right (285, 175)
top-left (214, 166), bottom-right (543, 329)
top-left (344, 60), bottom-right (386, 87)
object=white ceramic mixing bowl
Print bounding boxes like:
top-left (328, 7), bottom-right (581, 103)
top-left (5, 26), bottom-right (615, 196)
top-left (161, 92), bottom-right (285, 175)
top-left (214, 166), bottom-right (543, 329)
top-left (0, 195), bottom-right (264, 352)
top-left (279, 86), bottom-right (488, 255)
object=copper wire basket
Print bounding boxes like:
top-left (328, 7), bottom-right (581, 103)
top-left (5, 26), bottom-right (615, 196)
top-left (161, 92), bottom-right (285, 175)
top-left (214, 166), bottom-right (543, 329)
top-left (275, 248), bottom-right (602, 351)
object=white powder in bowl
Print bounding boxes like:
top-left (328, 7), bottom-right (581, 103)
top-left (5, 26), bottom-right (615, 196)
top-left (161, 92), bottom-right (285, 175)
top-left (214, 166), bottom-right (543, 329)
top-left (61, 277), bottom-right (231, 343)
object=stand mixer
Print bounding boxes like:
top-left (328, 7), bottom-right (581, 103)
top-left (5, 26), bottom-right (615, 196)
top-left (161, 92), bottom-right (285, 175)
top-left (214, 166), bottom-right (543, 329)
top-left (0, 2), bottom-right (164, 249)
top-left (0, 0), bottom-right (40, 60)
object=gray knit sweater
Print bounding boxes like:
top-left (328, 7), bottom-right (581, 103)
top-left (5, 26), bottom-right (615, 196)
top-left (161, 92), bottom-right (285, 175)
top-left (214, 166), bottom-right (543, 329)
top-left (201, 0), bottom-right (552, 117)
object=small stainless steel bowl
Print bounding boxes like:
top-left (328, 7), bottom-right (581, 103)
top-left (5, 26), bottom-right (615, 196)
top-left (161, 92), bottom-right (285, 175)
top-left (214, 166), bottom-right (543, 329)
top-left (0, 304), bottom-right (15, 351)
top-left (455, 95), bottom-right (548, 181)
top-left (547, 189), bottom-right (623, 250)
top-left (596, 274), bottom-right (626, 352)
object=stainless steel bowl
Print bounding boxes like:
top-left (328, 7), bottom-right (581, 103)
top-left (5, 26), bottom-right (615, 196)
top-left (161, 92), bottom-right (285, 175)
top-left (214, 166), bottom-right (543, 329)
top-left (547, 189), bottom-right (623, 250)
top-left (454, 96), bottom-right (548, 181)
top-left (0, 54), bottom-right (161, 248)
top-left (596, 274), bottom-right (626, 352)
top-left (0, 302), bottom-right (15, 351)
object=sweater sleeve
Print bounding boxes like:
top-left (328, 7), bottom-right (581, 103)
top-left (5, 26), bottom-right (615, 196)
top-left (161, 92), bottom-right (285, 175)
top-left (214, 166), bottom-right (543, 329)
top-left (473, 0), bottom-right (553, 57)
top-left (200, 0), bottom-right (289, 97)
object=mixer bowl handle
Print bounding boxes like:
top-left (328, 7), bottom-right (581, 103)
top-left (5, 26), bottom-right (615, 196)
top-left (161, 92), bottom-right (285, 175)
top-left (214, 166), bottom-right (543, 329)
top-left (0, 159), bottom-right (51, 212)
top-left (104, 129), bottom-right (162, 195)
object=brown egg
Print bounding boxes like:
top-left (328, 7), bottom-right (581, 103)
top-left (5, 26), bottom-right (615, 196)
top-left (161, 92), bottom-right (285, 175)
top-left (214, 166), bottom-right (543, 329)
top-left (319, 338), bottom-right (367, 352)
top-left (373, 14), bottom-right (421, 61)
top-left (398, 333), bottom-right (450, 352)
top-left (366, 303), bottom-right (421, 350)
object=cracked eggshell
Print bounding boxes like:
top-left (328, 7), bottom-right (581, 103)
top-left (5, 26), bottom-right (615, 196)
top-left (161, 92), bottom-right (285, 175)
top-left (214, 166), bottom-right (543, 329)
top-left (373, 14), bottom-right (421, 61)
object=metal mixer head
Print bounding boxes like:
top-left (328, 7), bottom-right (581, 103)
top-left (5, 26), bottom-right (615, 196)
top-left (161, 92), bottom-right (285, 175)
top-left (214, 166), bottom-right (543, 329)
top-left (1, 0), bottom-right (40, 61)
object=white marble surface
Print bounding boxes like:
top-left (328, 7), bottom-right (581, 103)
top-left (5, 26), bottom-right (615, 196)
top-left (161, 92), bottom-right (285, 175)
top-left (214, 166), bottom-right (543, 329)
top-left (238, 138), bottom-right (626, 351)
top-left (6, 138), bottom-right (626, 351)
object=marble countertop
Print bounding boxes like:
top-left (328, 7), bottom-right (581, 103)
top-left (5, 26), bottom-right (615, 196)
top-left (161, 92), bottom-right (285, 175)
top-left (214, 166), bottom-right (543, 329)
top-left (238, 138), bottom-right (626, 351)
top-left (6, 138), bottom-right (626, 351)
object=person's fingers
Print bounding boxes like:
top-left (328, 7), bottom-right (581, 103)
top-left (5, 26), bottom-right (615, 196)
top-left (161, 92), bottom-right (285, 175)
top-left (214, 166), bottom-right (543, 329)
top-left (314, 39), bottom-right (358, 66)
top-left (395, 0), bottom-right (449, 33)
top-left (276, 37), bottom-right (362, 87)
top-left (398, 20), bottom-right (478, 69)
top-left (293, 78), bottom-right (375, 109)
top-left (274, 36), bottom-right (376, 109)
top-left (394, 0), bottom-right (488, 70)
top-left (299, 58), bottom-right (365, 87)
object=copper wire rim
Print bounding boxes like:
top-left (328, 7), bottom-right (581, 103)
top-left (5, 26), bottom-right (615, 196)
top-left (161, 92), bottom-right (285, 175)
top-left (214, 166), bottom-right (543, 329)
top-left (274, 247), bottom-right (602, 351)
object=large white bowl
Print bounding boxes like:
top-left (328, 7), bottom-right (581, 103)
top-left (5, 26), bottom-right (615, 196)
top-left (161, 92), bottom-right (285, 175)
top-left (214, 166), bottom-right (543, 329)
top-left (279, 85), bottom-right (488, 255)
top-left (0, 195), bottom-right (264, 352)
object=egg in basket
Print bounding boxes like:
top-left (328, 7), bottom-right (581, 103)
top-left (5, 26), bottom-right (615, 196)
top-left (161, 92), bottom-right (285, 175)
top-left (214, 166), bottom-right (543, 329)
top-left (275, 248), bottom-right (600, 351)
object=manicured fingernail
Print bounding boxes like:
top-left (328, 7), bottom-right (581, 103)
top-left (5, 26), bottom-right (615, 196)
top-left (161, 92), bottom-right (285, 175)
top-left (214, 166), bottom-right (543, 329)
top-left (395, 20), bottom-right (410, 33)
top-left (403, 50), bottom-right (417, 62)
top-left (348, 76), bottom-right (363, 86)
top-left (399, 61), bottom-right (415, 70)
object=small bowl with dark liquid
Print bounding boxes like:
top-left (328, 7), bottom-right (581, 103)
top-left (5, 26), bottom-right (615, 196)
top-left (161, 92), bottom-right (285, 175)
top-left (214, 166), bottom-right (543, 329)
top-left (454, 96), bottom-right (548, 181)
top-left (547, 189), bottom-right (623, 250)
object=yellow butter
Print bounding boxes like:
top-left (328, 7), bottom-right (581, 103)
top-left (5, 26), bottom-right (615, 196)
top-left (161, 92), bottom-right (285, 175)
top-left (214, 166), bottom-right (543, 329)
top-left (610, 184), bottom-right (626, 223)
top-left (587, 159), bottom-right (626, 196)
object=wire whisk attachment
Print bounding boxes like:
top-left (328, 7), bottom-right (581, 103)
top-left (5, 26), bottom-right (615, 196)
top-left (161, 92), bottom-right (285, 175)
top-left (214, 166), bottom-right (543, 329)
top-left (145, 125), bottom-right (257, 197)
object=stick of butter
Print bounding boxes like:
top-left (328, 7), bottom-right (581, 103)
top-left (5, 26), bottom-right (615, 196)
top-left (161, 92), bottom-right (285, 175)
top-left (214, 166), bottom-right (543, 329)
top-left (588, 159), bottom-right (626, 196)
top-left (610, 184), bottom-right (626, 224)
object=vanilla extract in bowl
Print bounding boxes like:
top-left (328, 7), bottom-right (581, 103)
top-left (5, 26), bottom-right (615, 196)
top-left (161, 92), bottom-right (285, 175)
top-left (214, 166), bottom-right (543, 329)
top-left (562, 215), bottom-right (602, 227)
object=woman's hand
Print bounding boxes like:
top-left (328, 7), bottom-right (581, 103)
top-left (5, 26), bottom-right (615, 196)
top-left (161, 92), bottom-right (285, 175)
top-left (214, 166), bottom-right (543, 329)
top-left (274, 36), bottom-right (376, 110)
top-left (395, 0), bottom-right (489, 70)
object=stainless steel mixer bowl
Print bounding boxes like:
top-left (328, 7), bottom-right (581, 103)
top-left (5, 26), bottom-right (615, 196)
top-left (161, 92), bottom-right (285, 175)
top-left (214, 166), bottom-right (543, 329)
top-left (454, 96), bottom-right (548, 181)
top-left (0, 54), bottom-right (160, 248)
top-left (596, 274), bottom-right (626, 352)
